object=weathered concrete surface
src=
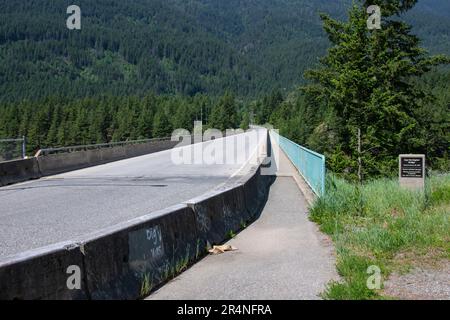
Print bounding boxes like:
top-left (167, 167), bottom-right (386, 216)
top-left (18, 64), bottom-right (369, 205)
top-left (0, 241), bottom-right (88, 300)
top-left (0, 158), bottom-right (41, 187)
top-left (0, 160), bottom-right (273, 300)
top-left (147, 177), bottom-right (338, 300)
top-left (80, 204), bottom-right (199, 300)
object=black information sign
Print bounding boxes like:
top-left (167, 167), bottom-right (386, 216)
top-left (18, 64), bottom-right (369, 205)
top-left (401, 157), bottom-right (423, 178)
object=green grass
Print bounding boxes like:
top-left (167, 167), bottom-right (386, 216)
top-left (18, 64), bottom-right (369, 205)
top-left (140, 273), bottom-right (153, 297)
top-left (310, 173), bottom-right (450, 300)
top-left (228, 230), bottom-right (237, 239)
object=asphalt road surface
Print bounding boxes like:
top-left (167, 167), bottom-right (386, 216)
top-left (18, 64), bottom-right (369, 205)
top-left (0, 129), bottom-right (266, 259)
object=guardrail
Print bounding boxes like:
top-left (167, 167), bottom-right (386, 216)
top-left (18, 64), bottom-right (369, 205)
top-left (35, 137), bottom-right (173, 157)
top-left (0, 137), bottom-right (186, 187)
top-left (271, 131), bottom-right (325, 196)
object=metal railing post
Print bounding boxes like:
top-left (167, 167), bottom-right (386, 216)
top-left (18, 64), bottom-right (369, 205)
top-left (321, 155), bottom-right (326, 197)
top-left (22, 136), bottom-right (26, 159)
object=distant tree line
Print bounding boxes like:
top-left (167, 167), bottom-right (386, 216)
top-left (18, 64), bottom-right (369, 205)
top-left (0, 93), bottom-right (250, 154)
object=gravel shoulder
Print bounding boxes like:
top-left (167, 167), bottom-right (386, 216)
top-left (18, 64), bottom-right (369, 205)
top-left (383, 259), bottom-right (450, 300)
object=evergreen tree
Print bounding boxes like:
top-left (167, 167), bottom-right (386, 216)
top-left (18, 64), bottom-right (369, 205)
top-left (302, 0), bottom-right (449, 180)
top-left (261, 90), bottom-right (283, 125)
top-left (136, 95), bottom-right (155, 139)
top-left (153, 110), bottom-right (172, 138)
top-left (208, 102), bottom-right (225, 131)
top-left (209, 92), bottom-right (238, 131)
top-left (45, 105), bottom-right (61, 147)
top-left (240, 111), bottom-right (250, 130)
top-left (173, 103), bottom-right (193, 131)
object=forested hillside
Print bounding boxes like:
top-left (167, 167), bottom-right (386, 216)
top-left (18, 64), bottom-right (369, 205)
top-left (0, 93), bottom-right (246, 153)
top-left (0, 0), bottom-right (449, 101)
top-left (0, 0), bottom-right (259, 100)
top-left (0, 0), bottom-right (449, 175)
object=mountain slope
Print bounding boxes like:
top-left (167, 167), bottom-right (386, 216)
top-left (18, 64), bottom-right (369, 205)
top-left (0, 0), bottom-right (259, 101)
top-left (0, 0), bottom-right (448, 102)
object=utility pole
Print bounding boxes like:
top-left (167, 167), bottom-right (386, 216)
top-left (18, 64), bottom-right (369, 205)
top-left (356, 127), bottom-right (364, 216)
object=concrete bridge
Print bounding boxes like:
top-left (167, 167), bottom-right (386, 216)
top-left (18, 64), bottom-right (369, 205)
top-left (0, 128), bottom-right (336, 300)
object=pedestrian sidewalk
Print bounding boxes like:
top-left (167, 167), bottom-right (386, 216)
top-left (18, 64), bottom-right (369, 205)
top-left (268, 132), bottom-right (317, 206)
top-left (147, 141), bottom-right (338, 300)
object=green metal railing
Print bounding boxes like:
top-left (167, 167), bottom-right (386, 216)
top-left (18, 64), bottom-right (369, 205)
top-left (271, 131), bottom-right (326, 196)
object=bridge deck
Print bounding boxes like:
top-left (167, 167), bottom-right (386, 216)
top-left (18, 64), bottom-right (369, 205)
top-left (0, 129), bottom-right (265, 259)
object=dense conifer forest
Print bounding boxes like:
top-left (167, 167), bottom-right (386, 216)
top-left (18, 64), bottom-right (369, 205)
top-left (0, 0), bottom-right (449, 177)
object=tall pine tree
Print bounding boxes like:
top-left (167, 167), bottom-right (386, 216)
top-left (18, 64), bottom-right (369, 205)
top-left (303, 0), bottom-right (449, 180)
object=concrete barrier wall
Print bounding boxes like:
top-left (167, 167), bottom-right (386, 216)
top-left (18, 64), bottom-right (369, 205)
top-left (37, 140), bottom-right (180, 177)
top-left (80, 204), bottom-right (199, 300)
top-left (0, 158), bottom-right (41, 187)
top-left (0, 134), bottom-right (236, 186)
top-left (0, 242), bottom-right (88, 300)
top-left (241, 166), bottom-right (272, 218)
top-left (0, 133), bottom-right (274, 300)
top-left (186, 185), bottom-right (248, 247)
top-left (0, 139), bottom-right (182, 186)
